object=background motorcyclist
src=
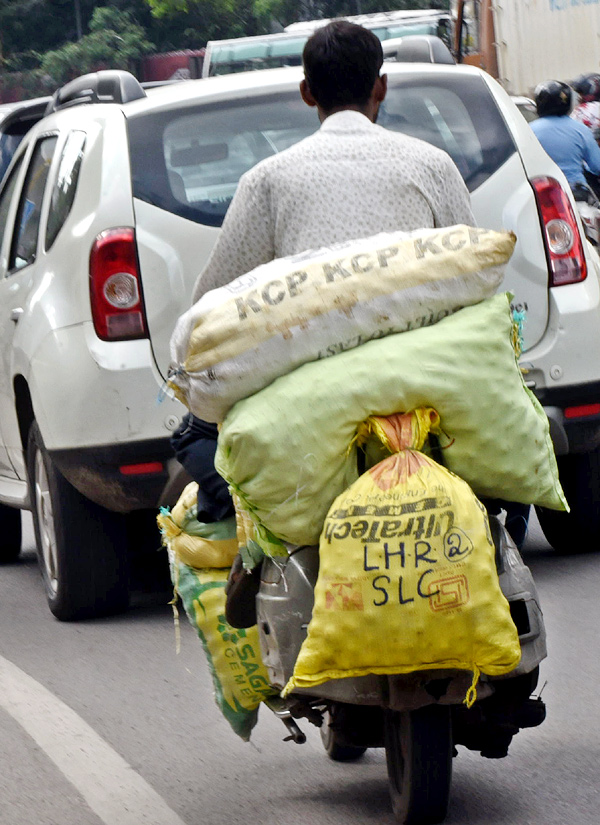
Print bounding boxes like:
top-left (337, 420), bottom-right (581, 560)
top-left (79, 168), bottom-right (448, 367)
top-left (571, 72), bottom-right (600, 144)
top-left (530, 79), bottom-right (600, 202)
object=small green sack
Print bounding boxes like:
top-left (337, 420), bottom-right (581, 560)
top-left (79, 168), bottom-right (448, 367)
top-left (172, 560), bottom-right (275, 740)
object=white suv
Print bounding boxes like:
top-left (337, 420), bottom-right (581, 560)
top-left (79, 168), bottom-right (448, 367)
top-left (0, 63), bottom-right (596, 620)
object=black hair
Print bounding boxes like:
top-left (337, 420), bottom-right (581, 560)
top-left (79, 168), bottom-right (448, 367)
top-left (302, 20), bottom-right (384, 113)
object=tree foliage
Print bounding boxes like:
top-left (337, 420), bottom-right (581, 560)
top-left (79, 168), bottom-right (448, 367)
top-left (40, 7), bottom-right (154, 85)
top-left (0, 0), bottom-right (91, 59)
top-left (253, 1), bottom-right (447, 29)
top-left (144, 0), bottom-right (259, 41)
top-left (0, 0), bottom-right (451, 100)
top-left (0, 0), bottom-right (450, 63)
top-left (142, 0), bottom-right (449, 38)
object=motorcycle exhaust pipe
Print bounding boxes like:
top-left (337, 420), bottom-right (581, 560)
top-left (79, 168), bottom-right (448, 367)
top-left (281, 717), bottom-right (307, 744)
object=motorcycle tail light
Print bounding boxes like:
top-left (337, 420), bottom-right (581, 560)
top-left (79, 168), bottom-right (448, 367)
top-left (89, 227), bottom-right (148, 341)
top-left (531, 176), bottom-right (587, 286)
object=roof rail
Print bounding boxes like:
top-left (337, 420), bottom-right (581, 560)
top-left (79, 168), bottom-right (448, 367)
top-left (45, 70), bottom-right (146, 115)
top-left (392, 35), bottom-right (455, 65)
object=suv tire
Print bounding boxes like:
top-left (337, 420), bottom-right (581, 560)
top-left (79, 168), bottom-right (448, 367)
top-left (27, 422), bottom-right (130, 620)
top-left (0, 503), bottom-right (22, 563)
top-left (535, 446), bottom-right (600, 553)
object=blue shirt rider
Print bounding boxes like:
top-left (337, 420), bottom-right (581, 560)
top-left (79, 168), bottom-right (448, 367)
top-left (530, 79), bottom-right (600, 198)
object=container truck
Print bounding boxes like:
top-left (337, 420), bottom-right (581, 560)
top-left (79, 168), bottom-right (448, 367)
top-left (454, 0), bottom-right (600, 95)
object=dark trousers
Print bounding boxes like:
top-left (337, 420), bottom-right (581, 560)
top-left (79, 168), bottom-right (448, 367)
top-left (485, 499), bottom-right (530, 549)
top-left (170, 413), bottom-right (234, 523)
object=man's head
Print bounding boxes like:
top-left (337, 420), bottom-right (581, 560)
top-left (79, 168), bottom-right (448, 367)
top-left (300, 21), bottom-right (386, 121)
top-left (534, 79), bottom-right (572, 118)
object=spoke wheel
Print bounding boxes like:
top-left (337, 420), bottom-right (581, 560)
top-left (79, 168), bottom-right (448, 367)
top-left (34, 449), bottom-right (58, 595)
top-left (384, 705), bottom-right (453, 825)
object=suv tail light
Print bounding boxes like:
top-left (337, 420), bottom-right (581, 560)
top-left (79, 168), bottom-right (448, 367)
top-left (531, 176), bottom-right (587, 286)
top-left (89, 228), bottom-right (148, 341)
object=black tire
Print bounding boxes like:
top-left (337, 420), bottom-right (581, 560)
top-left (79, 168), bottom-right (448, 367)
top-left (27, 422), bottom-right (130, 621)
top-left (0, 503), bottom-right (22, 563)
top-left (536, 447), bottom-right (600, 553)
top-left (384, 705), bottom-right (453, 825)
top-left (320, 709), bottom-right (368, 762)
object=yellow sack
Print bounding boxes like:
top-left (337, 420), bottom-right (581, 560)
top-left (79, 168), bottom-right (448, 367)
top-left (284, 409), bottom-right (521, 703)
top-left (159, 483), bottom-right (276, 739)
top-left (157, 482), bottom-right (239, 569)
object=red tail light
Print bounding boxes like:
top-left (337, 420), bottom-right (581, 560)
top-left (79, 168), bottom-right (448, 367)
top-left (119, 461), bottom-right (164, 475)
top-left (564, 403), bottom-right (600, 419)
top-left (89, 228), bottom-right (148, 341)
top-left (531, 176), bottom-right (587, 286)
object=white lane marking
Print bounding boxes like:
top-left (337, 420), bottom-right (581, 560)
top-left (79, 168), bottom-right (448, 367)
top-left (0, 654), bottom-right (188, 825)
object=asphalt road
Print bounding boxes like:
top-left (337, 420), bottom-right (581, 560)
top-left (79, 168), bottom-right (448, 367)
top-left (0, 513), bottom-right (598, 825)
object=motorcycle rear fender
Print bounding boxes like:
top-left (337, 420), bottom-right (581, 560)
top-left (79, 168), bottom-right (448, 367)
top-left (256, 516), bottom-right (546, 709)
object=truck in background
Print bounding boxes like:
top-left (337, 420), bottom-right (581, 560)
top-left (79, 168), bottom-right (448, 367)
top-left (135, 49), bottom-right (205, 83)
top-left (454, 0), bottom-right (600, 96)
top-left (203, 2), bottom-right (600, 92)
top-left (202, 9), bottom-right (453, 77)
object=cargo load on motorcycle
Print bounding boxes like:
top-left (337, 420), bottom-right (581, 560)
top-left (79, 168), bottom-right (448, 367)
top-left (165, 224), bottom-right (552, 824)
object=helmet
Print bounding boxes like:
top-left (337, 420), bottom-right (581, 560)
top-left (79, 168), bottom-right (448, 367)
top-left (572, 73), bottom-right (600, 101)
top-left (534, 80), bottom-right (573, 117)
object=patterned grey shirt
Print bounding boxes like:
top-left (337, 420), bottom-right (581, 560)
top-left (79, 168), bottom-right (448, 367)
top-left (192, 109), bottom-right (475, 302)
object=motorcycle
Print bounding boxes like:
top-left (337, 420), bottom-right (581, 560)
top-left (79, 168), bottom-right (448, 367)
top-left (254, 513), bottom-right (547, 825)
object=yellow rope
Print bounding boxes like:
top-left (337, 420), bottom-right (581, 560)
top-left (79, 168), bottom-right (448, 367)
top-left (464, 665), bottom-right (481, 708)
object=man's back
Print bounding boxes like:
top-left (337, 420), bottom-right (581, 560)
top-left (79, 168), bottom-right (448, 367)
top-left (193, 111), bottom-right (473, 301)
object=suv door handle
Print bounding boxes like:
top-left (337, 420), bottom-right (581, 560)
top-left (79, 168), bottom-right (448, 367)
top-left (10, 308), bottom-right (23, 323)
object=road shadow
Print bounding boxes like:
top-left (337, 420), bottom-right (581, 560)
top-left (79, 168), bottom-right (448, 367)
top-left (519, 511), bottom-right (600, 586)
top-left (445, 762), bottom-right (531, 824)
top-left (288, 773), bottom-right (394, 822)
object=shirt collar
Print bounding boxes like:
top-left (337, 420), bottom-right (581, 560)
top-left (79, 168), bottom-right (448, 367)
top-left (319, 110), bottom-right (375, 133)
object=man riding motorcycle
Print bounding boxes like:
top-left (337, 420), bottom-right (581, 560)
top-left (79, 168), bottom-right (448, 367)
top-left (172, 20), bottom-right (474, 554)
top-left (531, 79), bottom-right (600, 202)
top-left (571, 72), bottom-right (600, 145)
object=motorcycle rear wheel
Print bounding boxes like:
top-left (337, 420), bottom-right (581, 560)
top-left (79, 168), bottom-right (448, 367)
top-left (384, 705), bottom-right (453, 825)
top-left (320, 710), bottom-right (367, 761)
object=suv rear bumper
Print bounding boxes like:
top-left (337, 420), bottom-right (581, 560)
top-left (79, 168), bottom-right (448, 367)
top-left (24, 324), bottom-right (189, 510)
top-left (521, 272), bottom-right (600, 456)
top-left (50, 438), bottom-right (180, 512)
top-left (539, 381), bottom-right (600, 455)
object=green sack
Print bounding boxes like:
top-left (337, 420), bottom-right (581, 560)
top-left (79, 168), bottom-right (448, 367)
top-left (216, 293), bottom-right (566, 547)
top-left (172, 561), bottom-right (275, 740)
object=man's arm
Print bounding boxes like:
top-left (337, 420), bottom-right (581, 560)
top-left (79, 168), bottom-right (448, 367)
top-left (191, 166), bottom-right (274, 304)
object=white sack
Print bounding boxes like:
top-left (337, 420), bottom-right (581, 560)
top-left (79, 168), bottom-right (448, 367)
top-left (169, 225), bottom-right (515, 423)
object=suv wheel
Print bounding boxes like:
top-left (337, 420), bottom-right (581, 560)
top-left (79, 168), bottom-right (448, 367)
top-left (27, 422), bottom-right (130, 620)
top-left (0, 503), bottom-right (22, 563)
top-left (535, 446), bottom-right (600, 553)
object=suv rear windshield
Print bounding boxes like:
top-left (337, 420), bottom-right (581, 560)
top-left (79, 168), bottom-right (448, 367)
top-left (127, 73), bottom-right (516, 228)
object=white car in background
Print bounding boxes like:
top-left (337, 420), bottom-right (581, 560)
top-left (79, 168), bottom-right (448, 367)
top-left (0, 59), bottom-right (597, 621)
top-left (0, 96), bottom-right (52, 181)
